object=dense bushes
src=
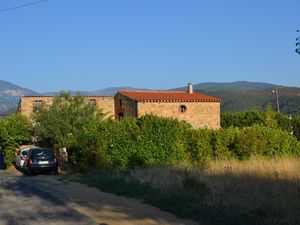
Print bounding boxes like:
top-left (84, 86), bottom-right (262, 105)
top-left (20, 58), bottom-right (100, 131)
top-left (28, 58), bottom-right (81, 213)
top-left (0, 113), bottom-right (32, 165)
top-left (28, 94), bottom-right (300, 171)
top-left (221, 107), bottom-right (293, 133)
top-left (292, 115), bottom-right (300, 141)
top-left (73, 115), bottom-right (191, 170)
top-left (221, 110), bottom-right (266, 128)
top-left (71, 114), bottom-right (300, 171)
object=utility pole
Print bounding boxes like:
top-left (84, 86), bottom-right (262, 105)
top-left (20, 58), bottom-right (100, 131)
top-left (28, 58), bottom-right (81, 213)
top-left (272, 88), bottom-right (280, 113)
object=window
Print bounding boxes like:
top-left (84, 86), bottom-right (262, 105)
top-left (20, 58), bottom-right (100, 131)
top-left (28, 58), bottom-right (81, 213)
top-left (89, 99), bottom-right (96, 107)
top-left (179, 105), bottom-right (187, 113)
top-left (34, 100), bottom-right (42, 109)
top-left (119, 100), bottom-right (122, 107)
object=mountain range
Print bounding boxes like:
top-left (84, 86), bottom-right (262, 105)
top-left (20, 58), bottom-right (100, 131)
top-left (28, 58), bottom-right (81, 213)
top-left (1, 80), bottom-right (300, 116)
top-left (174, 81), bottom-right (300, 115)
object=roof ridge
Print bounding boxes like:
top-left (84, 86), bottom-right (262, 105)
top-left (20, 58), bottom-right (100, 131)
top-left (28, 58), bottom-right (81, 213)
top-left (118, 90), bottom-right (221, 102)
top-left (119, 90), bottom-right (187, 93)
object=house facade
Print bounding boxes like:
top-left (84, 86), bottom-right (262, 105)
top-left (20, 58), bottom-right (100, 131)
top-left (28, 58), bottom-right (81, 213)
top-left (115, 84), bottom-right (221, 129)
top-left (18, 95), bottom-right (115, 119)
top-left (18, 84), bottom-right (221, 129)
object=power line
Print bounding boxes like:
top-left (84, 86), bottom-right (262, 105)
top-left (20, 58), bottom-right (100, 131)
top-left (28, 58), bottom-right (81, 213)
top-left (0, 0), bottom-right (49, 13)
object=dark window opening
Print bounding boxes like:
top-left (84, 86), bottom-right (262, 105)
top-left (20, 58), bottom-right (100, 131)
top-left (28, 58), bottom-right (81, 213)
top-left (179, 105), bottom-right (187, 113)
top-left (89, 99), bottom-right (96, 107)
top-left (34, 100), bottom-right (42, 109)
top-left (119, 100), bottom-right (122, 107)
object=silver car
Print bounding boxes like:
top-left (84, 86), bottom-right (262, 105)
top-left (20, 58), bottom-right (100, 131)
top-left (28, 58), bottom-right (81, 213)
top-left (15, 146), bottom-right (35, 171)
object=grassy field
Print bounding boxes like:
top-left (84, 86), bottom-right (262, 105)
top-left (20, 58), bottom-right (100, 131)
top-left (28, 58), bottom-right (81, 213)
top-left (73, 158), bottom-right (300, 225)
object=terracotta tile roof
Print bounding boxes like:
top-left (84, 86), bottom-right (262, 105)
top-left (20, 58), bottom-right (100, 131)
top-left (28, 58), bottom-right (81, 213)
top-left (118, 90), bottom-right (221, 102)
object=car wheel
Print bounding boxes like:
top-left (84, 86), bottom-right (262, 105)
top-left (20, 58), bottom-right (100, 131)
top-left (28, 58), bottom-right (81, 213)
top-left (26, 169), bottom-right (31, 176)
top-left (53, 168), bottom-right (58, 175)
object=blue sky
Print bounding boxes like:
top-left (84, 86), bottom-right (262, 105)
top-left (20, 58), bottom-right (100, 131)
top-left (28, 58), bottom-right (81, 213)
top-left (0, 0), bottom-right (299, 92)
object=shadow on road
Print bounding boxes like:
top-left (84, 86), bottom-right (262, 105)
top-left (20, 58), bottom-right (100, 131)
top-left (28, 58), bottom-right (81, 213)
top-left (0, 171), bottom-right (98, 225)
top-left (0, 170), bottom-right (196, 225)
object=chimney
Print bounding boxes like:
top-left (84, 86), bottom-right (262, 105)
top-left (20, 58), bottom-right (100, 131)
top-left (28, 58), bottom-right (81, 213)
top-left (188, 83), bottom-right (193, 94)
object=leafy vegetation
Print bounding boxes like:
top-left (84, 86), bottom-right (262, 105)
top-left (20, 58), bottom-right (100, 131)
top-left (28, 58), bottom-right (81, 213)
top-left (27, 93), bottom-right (300, 170)
top-left (70, 114), bottom-right (300, 170)
top-left (0, 113), bottom-right (32, 165)
top-left (1, 92), bottom-right (300, 225)
top-left (221, 107), bottom-right (293, 132)
top-left (32, 92), bottom-right (105, 149)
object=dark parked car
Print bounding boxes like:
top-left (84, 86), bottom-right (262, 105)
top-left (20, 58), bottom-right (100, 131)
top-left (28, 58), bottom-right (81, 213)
top-left (23, 147), bottom-right (58, 176)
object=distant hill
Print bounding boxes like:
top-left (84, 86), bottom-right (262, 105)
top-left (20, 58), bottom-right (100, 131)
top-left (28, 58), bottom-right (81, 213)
top-left (175, 81), bottom-right (300, 115)
top-left (1, 80), bottom-right (300, 116)
top-left (43, 87), bottom-right (146, 96)
top-left (0, 80), bottom-right (39, 115)
top-left (91, 87), bottom-right (149, 96)
top-left (0, 81), bottom-right (146, 115)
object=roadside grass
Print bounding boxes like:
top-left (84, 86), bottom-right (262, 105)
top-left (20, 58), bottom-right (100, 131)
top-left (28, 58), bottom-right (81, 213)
top-left (69, 157), bottom-right (300, 225)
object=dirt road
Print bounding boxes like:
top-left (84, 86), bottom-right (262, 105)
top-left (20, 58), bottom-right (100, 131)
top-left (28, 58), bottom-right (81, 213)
top-left (0, 170), bottom-right (197, 225)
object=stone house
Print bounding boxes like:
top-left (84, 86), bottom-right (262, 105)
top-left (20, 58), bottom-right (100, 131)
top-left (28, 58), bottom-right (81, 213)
top-left (18, 95), bottom-right (115, 119)
top-left (115, 84), bottom-right (221, 129)
top-left (18, 84), bottom-right (221, 129)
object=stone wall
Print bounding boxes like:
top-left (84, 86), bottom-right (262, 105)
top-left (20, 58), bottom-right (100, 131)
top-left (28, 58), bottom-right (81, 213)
top-left (19, 96), bottom-right (115, 119)
top-left (137, 101), bottom-right (220, 129)
top-left (19, 96), bottom-right (54, 118)
top-left (19, 93), bottom-right (221, 129)
top-left (85, 96), bottom-right (115, 119)
top-left (114, 93), bottom-right (138, 119)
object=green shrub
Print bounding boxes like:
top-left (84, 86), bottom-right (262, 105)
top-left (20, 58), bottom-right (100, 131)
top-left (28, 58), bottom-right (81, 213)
top-left (232, 125), bottom-right (300, 159)
top-left (221, 109), bottom-right (292, 132)
top-left (74, 115), bottom-right (192, 170)
top-left (292, 115), bottom-right (300, 141)
top-left (184, 128), bottom-right (213, 163)
top-left (0, 113), bottom-right (32, 165)
top-left (212, 127), bottom-right (238, 159)
top-left (70, 113), bottom-right (300, 171)
top-left (221, 110), bottom-right (265, 128)
top-left (105, 118), bottom-right (140, 168)
top-left (136, 114), bottom-right (190, 166)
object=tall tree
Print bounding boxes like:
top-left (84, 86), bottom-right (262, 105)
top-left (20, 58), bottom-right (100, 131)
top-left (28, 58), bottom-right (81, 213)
top-left (32, 92), bottom-right (105, 148)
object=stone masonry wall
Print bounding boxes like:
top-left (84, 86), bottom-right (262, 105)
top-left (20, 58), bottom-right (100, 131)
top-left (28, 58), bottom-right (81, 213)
top-left (137, 101), bottom-right (220, 129)
top-left (19, 96), bottom-right (115, 119)
top-left (19, 94), bottom-right (220, 129)
top-left (19, 96), bottom-right (54, 118)
top-left (85, 96), bottom-right (115, 119)
top-left (114, 93), bottom-right (138, 119)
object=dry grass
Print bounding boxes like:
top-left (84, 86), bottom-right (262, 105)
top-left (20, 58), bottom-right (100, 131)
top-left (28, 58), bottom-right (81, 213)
top-left (127, 158), bottom-right (300, 225)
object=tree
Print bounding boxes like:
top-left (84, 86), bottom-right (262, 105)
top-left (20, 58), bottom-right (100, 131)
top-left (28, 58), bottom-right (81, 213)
top-left (32, 92), bottom-right (105, 149)
top-left (264, 104), bottom-right (278, 128)
top-left (0, 113), bottom-right (32, 165)
top-left (292, 115), bottom-right (300, 141)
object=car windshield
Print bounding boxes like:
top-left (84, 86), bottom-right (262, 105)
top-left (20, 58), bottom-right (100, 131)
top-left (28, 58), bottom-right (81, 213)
top-left (21, 151), bottom-right (28, 156)
top-left (31, 148), bottom-right (54, 159)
